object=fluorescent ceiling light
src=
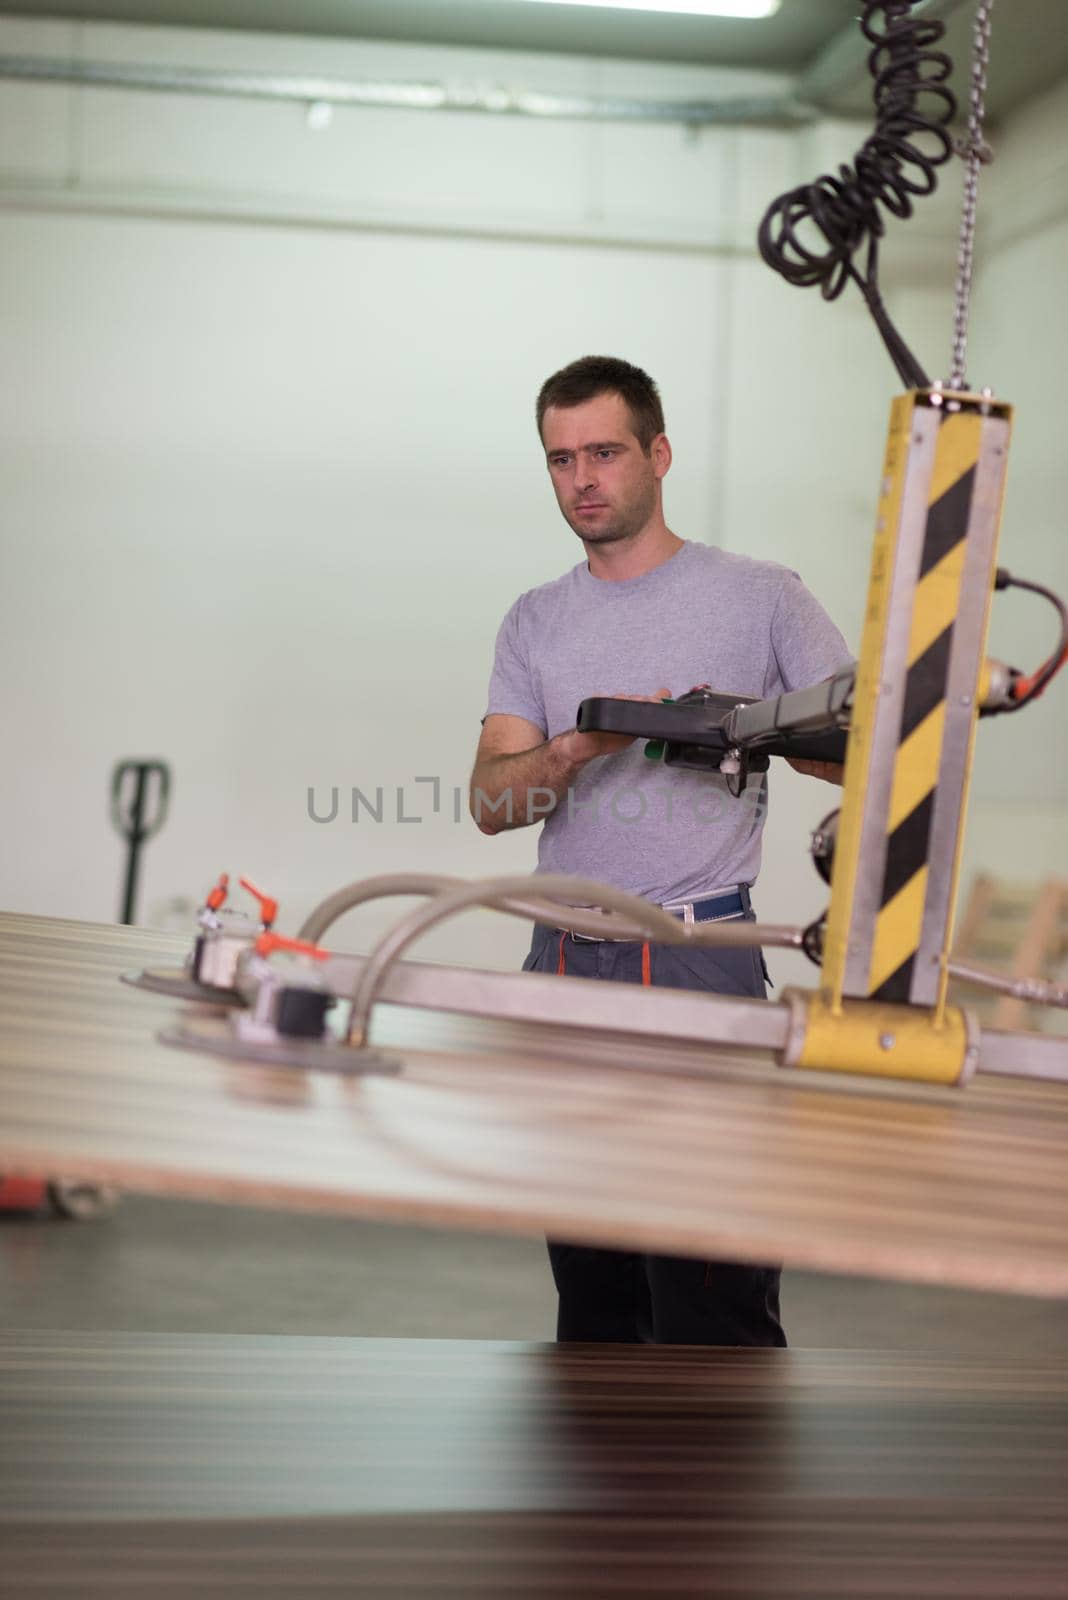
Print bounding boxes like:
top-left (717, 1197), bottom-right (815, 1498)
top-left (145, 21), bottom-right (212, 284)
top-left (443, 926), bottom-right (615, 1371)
top-left (506, 0), bottom-right (781, 16)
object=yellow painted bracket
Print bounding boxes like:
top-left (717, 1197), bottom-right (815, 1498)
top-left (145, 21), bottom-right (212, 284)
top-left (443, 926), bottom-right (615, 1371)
top-left (781, 988), bottom-right (978, 1087)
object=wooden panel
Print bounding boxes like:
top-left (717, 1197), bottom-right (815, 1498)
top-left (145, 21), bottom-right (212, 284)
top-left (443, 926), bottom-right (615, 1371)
top-left (2, 1331), bottom-right (1066, 1598)
top-left (2, 912), bottom-right (1068, 1296)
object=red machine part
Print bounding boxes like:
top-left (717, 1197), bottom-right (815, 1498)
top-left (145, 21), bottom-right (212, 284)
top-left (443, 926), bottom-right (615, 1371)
top-left (0, 1177), bottom-right (116, 1219)
top-left (240, 876), bottom-right (278, 930)
top-left (203, 872), bottom-right (229, 913)
top-left (254, 932), bottom-right (330, 962)
top-left (0, 1175), bottom-right (49, 1212)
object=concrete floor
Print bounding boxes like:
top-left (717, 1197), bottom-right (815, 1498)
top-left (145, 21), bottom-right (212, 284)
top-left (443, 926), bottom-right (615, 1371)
top-left (3, 1193), bottom-right (1068, 1353)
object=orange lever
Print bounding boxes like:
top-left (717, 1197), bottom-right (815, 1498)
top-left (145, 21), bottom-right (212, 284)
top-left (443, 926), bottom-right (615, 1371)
top-left (254, 932), bottom-right (330, 962)
top-left (1013, 643), bottom-right (1068, 703)
top-left (239, 876), bottom-right (278, 930)
top-left (204, 873), bottom-right (229, 913)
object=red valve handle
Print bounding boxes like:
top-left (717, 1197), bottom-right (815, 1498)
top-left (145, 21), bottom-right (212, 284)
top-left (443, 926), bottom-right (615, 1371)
top-left (204, 872), bottom-right (229, 913)
top-left (239, 876), bottom-right (278, 930)
top-left (254, 932), bottom-right (330, 962)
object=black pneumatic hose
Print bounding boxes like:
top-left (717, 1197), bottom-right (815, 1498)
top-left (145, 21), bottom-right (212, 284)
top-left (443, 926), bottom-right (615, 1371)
top-left (757, 1), bottom-right (957, 389)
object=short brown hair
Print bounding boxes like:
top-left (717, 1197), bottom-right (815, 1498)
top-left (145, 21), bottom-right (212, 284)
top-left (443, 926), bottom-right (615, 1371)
top-left (536, 355), bottom-right (665, 452)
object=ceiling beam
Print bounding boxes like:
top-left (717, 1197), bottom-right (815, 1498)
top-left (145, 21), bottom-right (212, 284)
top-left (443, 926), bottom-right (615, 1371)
top-left (0, 51), bottom-right (817, 126)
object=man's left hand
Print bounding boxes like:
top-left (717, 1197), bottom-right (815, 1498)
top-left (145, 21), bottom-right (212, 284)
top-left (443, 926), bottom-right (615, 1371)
top-left (786, 757), bottom-right (845, 785)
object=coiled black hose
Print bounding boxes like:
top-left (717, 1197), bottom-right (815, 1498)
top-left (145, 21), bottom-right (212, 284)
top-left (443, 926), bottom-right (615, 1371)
top-left (758, 1), bottom-right (957, 388)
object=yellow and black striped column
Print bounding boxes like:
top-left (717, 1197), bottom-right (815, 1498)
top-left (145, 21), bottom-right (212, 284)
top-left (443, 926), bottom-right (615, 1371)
top-left (802, 390), bottom-right (1012, 1080)
top-left (867, 413), bottom-right (981, 1004)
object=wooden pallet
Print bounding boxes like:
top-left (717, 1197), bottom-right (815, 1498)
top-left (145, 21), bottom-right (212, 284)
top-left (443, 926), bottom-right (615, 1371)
top-left (952, 874), bottom-right (1068, 1030)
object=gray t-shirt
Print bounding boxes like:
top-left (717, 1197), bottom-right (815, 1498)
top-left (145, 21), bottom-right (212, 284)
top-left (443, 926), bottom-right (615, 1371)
top-left (483, 539), bottom-right (852, 904)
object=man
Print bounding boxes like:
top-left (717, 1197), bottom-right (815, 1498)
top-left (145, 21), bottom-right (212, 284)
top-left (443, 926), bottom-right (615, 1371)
top-left (469, 355), bottom-right (851, 1347)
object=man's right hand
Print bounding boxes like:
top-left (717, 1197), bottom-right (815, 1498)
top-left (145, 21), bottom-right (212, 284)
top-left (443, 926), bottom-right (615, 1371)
top-left (563, 687), bottom-right (672, 762)
top-left (469, 690), bottom-right (671, 835)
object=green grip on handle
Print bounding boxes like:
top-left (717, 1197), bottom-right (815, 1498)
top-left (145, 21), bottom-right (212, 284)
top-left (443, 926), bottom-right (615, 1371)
top-left (644, 697), bottom-right (674, 762)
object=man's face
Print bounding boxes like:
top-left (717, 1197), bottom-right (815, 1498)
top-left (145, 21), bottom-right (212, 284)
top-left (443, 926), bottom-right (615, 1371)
top-left (541, 391), bottom-right (668, 546)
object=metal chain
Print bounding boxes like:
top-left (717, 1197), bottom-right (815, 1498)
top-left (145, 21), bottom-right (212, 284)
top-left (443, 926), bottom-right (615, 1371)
top-left (949, 0), bottom-right (996, 390)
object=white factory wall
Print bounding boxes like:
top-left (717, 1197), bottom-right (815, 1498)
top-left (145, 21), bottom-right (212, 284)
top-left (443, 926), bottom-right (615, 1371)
top-left (0, 15), bottom-right (1060, 973)
top-left (961, 74), bottom-right (1068, 899)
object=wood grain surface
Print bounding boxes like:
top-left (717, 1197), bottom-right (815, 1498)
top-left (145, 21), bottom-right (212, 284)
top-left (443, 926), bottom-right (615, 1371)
top-left (2, 911), bottom-right (1068, 1297)
top-left (2, 1331), bottom-right (1066, 1598)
